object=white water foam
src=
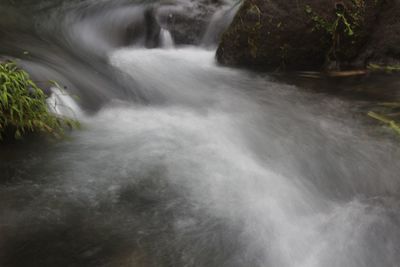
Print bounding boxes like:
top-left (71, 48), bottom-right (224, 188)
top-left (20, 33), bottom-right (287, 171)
top-left (47, 87), bottom-right (82, 119)
top-left (104, 47), bottom-right (400, 266)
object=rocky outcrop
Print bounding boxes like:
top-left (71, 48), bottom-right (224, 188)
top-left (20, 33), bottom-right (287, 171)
top-left (217, 0), bottom-right (399, 71)
top-left (356, 0), bottom-right (400, 66)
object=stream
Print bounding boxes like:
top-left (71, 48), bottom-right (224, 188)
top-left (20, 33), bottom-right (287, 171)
top-left (1, 1), bottom-right (400, 266)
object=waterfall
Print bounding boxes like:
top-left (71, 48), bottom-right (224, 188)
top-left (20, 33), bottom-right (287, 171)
top-left (160, 28), bottom-right (174, 48)
top-left (202, 1), bottom-right (241, 47)
top-left (1, 1), bottom-right (400, 267)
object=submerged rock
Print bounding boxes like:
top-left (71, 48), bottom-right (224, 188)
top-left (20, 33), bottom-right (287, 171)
top-left (217, 0), bottom-right (399, 71)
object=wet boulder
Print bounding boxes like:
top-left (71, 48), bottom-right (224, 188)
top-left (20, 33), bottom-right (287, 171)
top-left (216, 0), bottom-right (387, 70)
top-left (125, 6), bottom-right (161, 48)
top-left (356, 0), bottom-right (400, 66)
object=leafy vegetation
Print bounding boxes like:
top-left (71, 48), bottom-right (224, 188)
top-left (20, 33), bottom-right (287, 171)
top-left (305, 1), bottom-right (375, 65)
top-left (0, 61), bottom-right (79, 140)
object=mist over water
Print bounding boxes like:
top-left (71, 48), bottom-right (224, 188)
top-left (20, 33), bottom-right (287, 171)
top-left (1, 1), bottom-right (400, 267)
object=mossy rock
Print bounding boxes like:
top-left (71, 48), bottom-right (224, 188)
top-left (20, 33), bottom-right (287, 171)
top-left (356, 0), bottom-right (400, 66)
top-left (217, 0), bottom-right (384, 71)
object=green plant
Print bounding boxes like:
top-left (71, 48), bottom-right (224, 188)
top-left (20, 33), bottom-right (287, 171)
top-left (305, 5), bottom-right (332, 33)
top-left (368, 101), bottom-right (400, 137)
top-left (0, 61), bottom-right (79, 140)
top-left (304, 2), bottom-right (368, 64)
top-left (368, 111), bottom-right (400, 136)
top-left (367, 63), bottom-right (400, 73)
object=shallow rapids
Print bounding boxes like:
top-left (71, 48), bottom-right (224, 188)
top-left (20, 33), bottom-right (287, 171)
top-left (1, 1), bottom-right (400, 267)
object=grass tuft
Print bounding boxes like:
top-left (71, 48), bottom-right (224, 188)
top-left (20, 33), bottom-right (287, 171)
top-left (0, 61), bottom-right (79, 140)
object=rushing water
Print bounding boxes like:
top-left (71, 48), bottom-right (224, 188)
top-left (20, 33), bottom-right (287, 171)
top-left (1, 1), bottom-right (400, 267)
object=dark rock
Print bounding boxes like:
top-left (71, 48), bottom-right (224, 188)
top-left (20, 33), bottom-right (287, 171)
top-left (144, 7), bottom-right (161, 48)
top-left (126, 6), bottom-right (161, 48)
top-left (217, 0), bottom-right (392, 71)
top-left (356, 0), bottom-right (400, 66)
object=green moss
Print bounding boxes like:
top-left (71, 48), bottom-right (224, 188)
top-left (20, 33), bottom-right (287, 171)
top-left (305, 5), bottom-right (332, 33)
top-left (0, 61), bottom-right (79, 140)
